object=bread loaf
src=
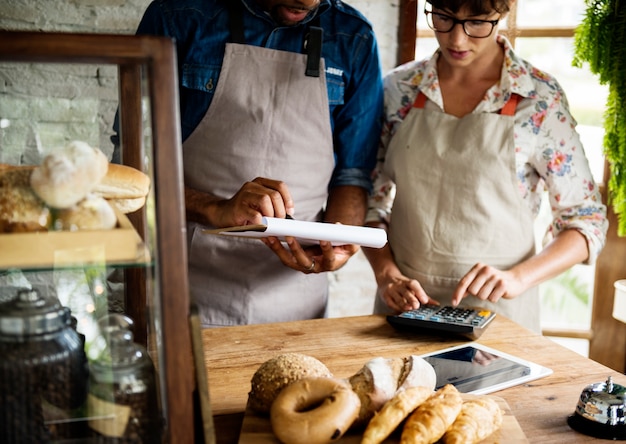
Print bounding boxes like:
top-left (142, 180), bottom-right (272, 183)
top-left (52, 195), bottom-right (117, 231)
top-left (0, 168), bottom-right (50, 233)
top-left (106, 196), bottom-right (147, 214)
top-left (92, 163), bottom-right (150, 213)
top-left (30, 141), bottom-right (109, 209)
top-left (92, 163), bottom-right (150, 200)
top-left (248, 353), bottom-right (333, 414)
top-left (349, 355), bottom-right (436, 428)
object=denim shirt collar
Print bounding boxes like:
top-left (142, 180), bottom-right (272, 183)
top-left (241, 0), bottom-right (332, 26)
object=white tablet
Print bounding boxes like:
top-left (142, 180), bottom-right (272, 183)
top-left (419, 342), bottom-right (553, 395)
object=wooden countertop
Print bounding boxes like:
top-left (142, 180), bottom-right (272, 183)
top-left (201, 314), bottom-right (625, 443)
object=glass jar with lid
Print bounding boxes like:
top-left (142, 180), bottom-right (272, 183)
top-left (87, 314), bottom-right (161, 443)
top-left (0, 288), bottom-right (89, 442)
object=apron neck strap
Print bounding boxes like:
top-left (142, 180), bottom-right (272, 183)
top-left (226, 1), bottom-right (246, 44)
top-left (413, 91), bottom-right (428, 108)
top-left (412, 91), bottom-right (522, 115)
top-left (305, 23), bottom-right (323, 77)
top-left (499, 93), bottom-right (521, 116)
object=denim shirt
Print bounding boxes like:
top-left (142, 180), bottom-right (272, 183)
top-left (133, 0), bottom-right (383, 191)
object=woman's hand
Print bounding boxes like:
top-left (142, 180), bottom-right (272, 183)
top-left (378, 274), bottom-right (438, 313)
top-left (451, 262), bottom-right (524, 306)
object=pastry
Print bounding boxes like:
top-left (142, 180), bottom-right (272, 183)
top-left (362, 385), bottom-right (433, 444)
top-left (400, 384), bottom-right (463, 444)
top-left (441, 397), bottom-right (503, 444)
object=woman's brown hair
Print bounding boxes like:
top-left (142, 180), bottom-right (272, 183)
top-left (425, 0), bottom-right (512, 15)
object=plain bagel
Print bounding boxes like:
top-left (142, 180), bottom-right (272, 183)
top-left (270, 377), bottom-right (361, 444)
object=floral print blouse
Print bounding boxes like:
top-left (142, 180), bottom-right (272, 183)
top-left (366, 35), bottom-right (608, 264)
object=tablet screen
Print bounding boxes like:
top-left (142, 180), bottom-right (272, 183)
top-left (420, 343), bottom-right (552, 395)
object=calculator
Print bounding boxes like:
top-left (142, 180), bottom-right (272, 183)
top-left (386, 305), bottom-right (496, 340)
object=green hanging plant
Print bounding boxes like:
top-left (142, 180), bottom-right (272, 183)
top-left (573, 0), bottom-right (626, 235)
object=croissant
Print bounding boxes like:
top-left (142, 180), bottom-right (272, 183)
top-left (399, 384), bottom-right (463, 444)
top-left (361, 385), bottom-right (433, 444)
top-left (441, 397), bottom-right (503, 444)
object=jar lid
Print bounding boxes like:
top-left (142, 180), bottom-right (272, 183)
top-left (93, 314), bottom-right (148, 368)
top-left (0, 288), bottom-right (71, 338)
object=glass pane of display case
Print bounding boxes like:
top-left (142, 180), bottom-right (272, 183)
top-left (0, 32), bottom-right (195, 443)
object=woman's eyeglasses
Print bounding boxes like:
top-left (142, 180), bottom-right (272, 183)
top-left (424, 10), bottom-right (499, 38)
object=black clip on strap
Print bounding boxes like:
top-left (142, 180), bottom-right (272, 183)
top-left (305, 26), bottom-right (323, 77)
top-left (227, 0), bottom-right (246, 44)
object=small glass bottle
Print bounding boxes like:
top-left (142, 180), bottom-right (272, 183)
top-left (0, 288), bottom-right (89, 442)
top-left (87, 314), bottom-right (161, 443)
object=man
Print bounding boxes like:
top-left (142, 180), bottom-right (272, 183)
top-left (132, 0), bottom-right (383, 326)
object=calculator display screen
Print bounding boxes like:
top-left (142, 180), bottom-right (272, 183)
top-left (423, 345), bottom-right (533, 393)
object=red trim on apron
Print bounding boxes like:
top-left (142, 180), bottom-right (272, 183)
top-left (413, 91), bottom-right (521, 115)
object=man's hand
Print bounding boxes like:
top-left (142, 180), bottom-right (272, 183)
top-left (262, 184), bottom-right (368, 273)
top-left (185, 177), bottom-right (294, 228)
top-left (262, 236), bottom-right (359, 273)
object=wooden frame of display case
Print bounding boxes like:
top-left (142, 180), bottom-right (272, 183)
top-left (0, 31), bottom-right (197, 442)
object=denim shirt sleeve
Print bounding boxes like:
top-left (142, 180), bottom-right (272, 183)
top-left (327, 21), bottom-right (383, 193)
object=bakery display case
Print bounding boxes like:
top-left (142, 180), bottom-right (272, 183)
top-left (0, 31), bottom-right (198, 443)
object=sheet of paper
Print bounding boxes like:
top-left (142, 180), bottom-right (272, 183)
top-left (203, 217), bottom-right (387, 248)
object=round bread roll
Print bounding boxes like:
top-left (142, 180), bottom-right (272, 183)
top-left (93, 163), bottom-right (151, 199)
top-left (93, 163), bottom-right (151, 214)
top-left (106, 196), bottom-right (147, 214)
top-left (0, 168), bottom-right (50, 233)
top-left (270, 377), bottom-right (361, 444)
top-left (30, 141), bottom-right (109, 209)
top-left (52, 195), bottom-right (117, 231)
top-left (349, 355), bottom-right (436, 428)
top-left (248, 353), bottom-right (333, 414)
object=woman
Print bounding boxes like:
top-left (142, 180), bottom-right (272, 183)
top-left (363, 0), bottom-right (607, 332)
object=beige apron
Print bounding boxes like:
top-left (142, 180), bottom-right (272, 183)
top-left (376, 91), bottom-right (541, 333)
top-left (183, 43), bottom-right (335, 327)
